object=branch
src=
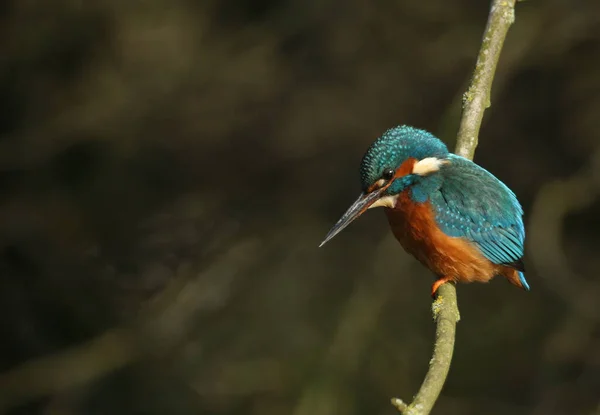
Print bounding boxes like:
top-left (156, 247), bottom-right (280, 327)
top-left (391, 1), bottom-right (518, 414)
top-left (455, 0), bottom-right (516, 160)
top-left (391, 284), bottom-right (460, 415)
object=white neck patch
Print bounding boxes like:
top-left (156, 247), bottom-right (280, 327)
top-left (368, 195), bottom-right (398, 209)
top-left (412, 157), bottom-right (448, 176)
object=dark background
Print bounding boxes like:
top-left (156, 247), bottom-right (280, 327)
top-left (0, 0), bottom-right (599, 414)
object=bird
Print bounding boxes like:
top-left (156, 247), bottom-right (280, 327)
top-left (319, 125), bottom-right (530, 297)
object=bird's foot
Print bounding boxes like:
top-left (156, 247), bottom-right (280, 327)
top-left (431, 277), bottom-right (453, 298)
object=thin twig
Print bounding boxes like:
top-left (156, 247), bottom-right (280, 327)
top-left (391, 1), bottom-right (518, 414)
top-left (455, 0), bottom-right (517, 160)
top-left (391, 284), bottom-right (459, 415)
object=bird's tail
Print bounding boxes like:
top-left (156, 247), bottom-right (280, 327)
top-left (504, 268), bottom-right (531, 291)
top-left (517, 271), bottom-right (530, 291)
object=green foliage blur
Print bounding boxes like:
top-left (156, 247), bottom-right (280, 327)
top-left (0, 0), bottom-right (599, 414)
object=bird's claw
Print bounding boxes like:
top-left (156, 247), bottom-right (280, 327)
top-left (431, 277), bottom-right (453, 298)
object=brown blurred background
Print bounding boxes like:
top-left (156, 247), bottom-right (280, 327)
top-left (0, 0), bottom-right (599, 414)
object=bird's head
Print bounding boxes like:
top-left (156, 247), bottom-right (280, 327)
top-left (320, 125), bottom-right (449, 247)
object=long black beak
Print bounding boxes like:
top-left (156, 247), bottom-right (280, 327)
top-left (319, 189), bottom-right (384, 247)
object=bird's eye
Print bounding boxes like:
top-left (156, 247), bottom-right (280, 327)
top-left (382, 168), bottom-right (395, 180)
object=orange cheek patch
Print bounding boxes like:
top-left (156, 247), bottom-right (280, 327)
top-left (367, 179), bottom-right (385, 193)
top-left (395, 158), bottom-right (417, 178)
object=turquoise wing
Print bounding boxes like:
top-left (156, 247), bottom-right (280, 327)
top-left (429, 154), bottom-right (525, 271)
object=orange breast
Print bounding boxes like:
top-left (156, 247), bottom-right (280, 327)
top-left (385, 191), bottom-right (505, 284)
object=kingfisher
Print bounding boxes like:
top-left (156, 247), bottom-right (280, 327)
top-left (320, 125), bottom-right (530, 297)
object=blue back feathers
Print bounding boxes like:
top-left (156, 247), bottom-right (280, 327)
top-left (430, 154), bottom-right (525, 271)
top-left (360, 126), bottom-right (448, 192)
